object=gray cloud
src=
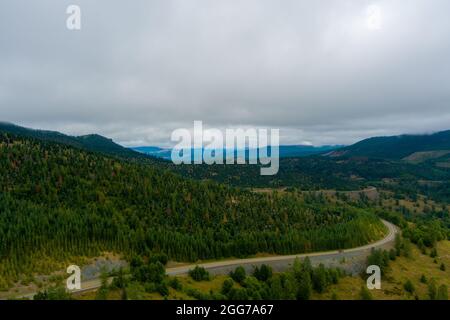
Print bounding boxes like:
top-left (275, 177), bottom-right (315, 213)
top-left (1, 0), bottom-right (450, 146)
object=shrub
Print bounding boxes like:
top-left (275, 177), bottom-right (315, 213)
top-left (430, 248), bottom-right (438, 258)
top-left (296, 272), bottom-right (312, 300)
top-left (420, 274), bottom-right (427, 284)
top-left (132, 261), bottom-right (165, 284)
top-left (253, 264), bottom-right (272, 282)
top-left (144, 282), bottom-right (157, 293)
top-left (34, 286), bottom-right (72, 300)
top-left (221, 278), bottom-right (234, 295)
top-left (428, 280), bottom-right (437, 300)
top-left (230, 266), bottom-right (246, 284)
top-left (169, 277), bottom-right (182, 290)
top-left (403, 280), bottom-right (415, 294)
top-left (189, 266), bottom-right (210, 281)
top-left (110, 268), bottom-right (127, 289)
top-left (149, 253), bottom-right (169, 266)
top-left (389, 249), bottom-right (397, 261)
top-left (312, 264), bottom-right (327, 293)
top-left (360, 286), bottom-right (373, 300)
top-left (157, 283), bottom-right (169, 296)
top-left (185, 288), bottom-right (211, 300)
top-left (402, 240), bottom-right (412, 258)
top-left (437, 285), bottom-right (448, 300)
top-left (367, 249), bottom-right (389, 275)
top-left (227, 288), bottom-right (249, 300)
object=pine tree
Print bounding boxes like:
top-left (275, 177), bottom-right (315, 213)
top-left (436, 285), bottom-right (448, 300)
top-left (360, 286), bottom-right (373, 300)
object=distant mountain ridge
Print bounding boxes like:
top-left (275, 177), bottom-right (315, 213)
top-left (132, 145), bottom-right (342, 160)
top-left (2, 122), bottom-right (450, 203)
top-left (0, 122), bottom-right (145, 159)
top-left (3, 122), bottom-right (450, 163)
top-left (326, 130), bottom-right (450, 160)
top-left (133, 146), bottom-right (172, 159)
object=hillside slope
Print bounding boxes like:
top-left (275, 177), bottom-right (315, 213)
top-left (0, 122), bottom-right (145, 159)
top-left (0, 132), bottom-right (385, 288)
top-left (326, 130), bottom-right (450, 160)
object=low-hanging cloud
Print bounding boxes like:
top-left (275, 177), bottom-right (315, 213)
top-left (1, 0), bottom-right (450, 146)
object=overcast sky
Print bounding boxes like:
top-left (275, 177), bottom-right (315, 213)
top-left (1, 0), bottom-right (450, 147)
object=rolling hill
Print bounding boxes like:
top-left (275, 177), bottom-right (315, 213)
top-left (3, 122), bottom-right (450, 202)
top-left (326, 130), bottom-right (450, 160)
top-left (0, 130), bottom-right (385, 289)
top-left (0, 122), bottom-right (147, 159)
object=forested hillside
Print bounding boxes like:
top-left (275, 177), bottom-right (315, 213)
top-left (0, 122), bottom-right (149, 160)
top-left (4, 123), bottom-right (450, 204)
top-left (0, 133), bottom-right (385, 288)
top-left (173, 156), bottom-right (450, 202)
top-left (326, 130), bottom-right (450, 160)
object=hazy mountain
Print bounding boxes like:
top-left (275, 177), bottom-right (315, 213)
top-left (133, 146), bottom-right (172, 159)
top-left (278, 145), bottom-right (343, 158)
top-left (132, 145), bottom-right (342, 161)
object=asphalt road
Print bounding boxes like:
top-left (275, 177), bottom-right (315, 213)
top-left (166, 219), bottom-right (398, 276)
top-left (15, 219), bottom-right (398, 299)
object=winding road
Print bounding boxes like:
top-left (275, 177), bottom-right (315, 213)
top-left (13, 220), bottom-right (398, 299)
top-left (166, 219), bottom-right (398, 276)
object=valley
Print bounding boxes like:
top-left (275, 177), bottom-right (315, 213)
top-left (0, 123), bottom-right (449, 300)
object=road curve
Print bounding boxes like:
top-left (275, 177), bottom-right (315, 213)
top-left (166, 219), bottom-right (398, 276)
top-left (15, 220), bottom-right (398, 299)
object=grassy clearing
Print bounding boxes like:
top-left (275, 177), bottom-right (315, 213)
top-left (75, 274), bottom-right (230, 300)
top-left (76, 242), bottom-right (449, 300)
top-left (313, 241), bottom-right (450, 300)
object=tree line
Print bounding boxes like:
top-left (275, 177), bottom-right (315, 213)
top-left (0, 133), bottom-right (385, 288)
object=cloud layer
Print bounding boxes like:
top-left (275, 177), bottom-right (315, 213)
top-left (1, 0), bottom-right (450, 146)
